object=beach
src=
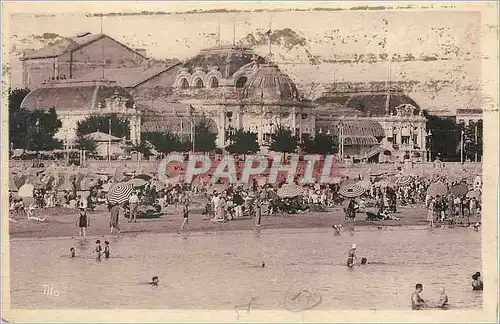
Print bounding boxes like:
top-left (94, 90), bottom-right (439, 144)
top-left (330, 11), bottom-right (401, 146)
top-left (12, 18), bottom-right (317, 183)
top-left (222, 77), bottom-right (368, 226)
top-left (9, 201), bottom-right (429, 240)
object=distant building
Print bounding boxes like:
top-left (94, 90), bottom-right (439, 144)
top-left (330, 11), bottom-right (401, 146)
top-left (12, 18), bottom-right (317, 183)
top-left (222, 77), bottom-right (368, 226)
top-left (20, 33), bottom-right (147, 89)
top-left (315, 90), bottom-right (428, 162)
top-left (84, 131), bottom-right (123, 157)
top-left (20, 80), bottom-right (141, 144)
top-left (140, 45), bottom-right (316, 148)
top-left (456, 108), bottom-right (482, 125)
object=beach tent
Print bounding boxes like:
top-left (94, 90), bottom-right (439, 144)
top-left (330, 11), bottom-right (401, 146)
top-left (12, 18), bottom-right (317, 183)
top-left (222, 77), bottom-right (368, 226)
top-left (277, 183), bottom-right (305, 198)
top-left (18, 184), bottom-right (34, 198)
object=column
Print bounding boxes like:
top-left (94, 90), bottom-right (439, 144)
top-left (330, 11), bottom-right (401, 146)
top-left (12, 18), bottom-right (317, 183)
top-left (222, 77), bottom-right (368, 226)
top-left (292, 108), bottom-right (297, 136)
top-left (310, 113), bottom-right (316, 137)
top-left (258, 106), bottom-right (263, 144)
top-left (218, 110), bottom-right (226, 148)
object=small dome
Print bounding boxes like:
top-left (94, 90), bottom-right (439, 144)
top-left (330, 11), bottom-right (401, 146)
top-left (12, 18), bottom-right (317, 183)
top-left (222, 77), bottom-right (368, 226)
top-left (242, 64), bottom-right (300, 103)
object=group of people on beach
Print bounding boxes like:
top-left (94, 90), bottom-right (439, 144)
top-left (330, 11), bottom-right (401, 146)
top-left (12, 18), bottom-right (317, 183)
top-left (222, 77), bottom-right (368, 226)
top-left (69, 239), bottom-right (110, 260)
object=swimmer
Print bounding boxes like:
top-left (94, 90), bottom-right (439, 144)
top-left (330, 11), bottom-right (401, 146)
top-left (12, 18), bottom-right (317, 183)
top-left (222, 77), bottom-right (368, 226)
top-left (346, 244), bottom-right (359, 268)
top-left (473, 223), bottom-right (481, 231)
top-left (472, 273), bottom-right (483, 291)
top-left (436, 287), bottom-right (449, 309)
top-left (69, 247), bottom-right (75, 258)
top-left (332, 224), bottom-right (343, 235)
top-left (360, 257), bottom-right (367, 265)
top-left (104, 241), bottom-right (110, 259)
top-left (150, 276), bottom-right (159, 286)
top-left (93, 240), bottom-right (102, 259)
top-left (261, 261), bottom-right (266, 268)
top-left (411, 283), bottom-right (427, 310)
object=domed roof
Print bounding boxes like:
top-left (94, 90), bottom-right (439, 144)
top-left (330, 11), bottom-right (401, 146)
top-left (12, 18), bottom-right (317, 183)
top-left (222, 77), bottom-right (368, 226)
top-left (242, 64), bottom-right (300, 103)
top-left (181, 45), bottom-right (267, 79)
top-left (21, 80), bottom-right (134, 111)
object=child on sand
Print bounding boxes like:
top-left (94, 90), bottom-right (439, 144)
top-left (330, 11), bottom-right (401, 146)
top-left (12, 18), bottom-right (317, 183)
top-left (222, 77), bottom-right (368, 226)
top-left (104, 241), bottom-right (110, 259)
top-left (77, 206), bottom-right (89, 239)
top-left (93, 240), bottom-right (103, 259)
top-left (69, 247), bottom-right (76, 258)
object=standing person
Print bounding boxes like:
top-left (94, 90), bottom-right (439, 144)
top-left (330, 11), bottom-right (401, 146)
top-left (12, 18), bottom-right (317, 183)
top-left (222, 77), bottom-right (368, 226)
top-left (232, 191), bottom-right (244, 219)
top-left (411, 284), bottom-right (427, 310)
top-left (254, 196), bottom-right (261, 227)
top-left (109, 204), bottom-right (121, 235)
top-left (346, 244), bottom-right (359, 268)
top-left (77, 205), bottom-right (89, 239)
top-left (211, 192), bottom-right (220, 220)
top-left (469, 197), bottom-right (477, 226)
top-left (218, 193), bottom-right (227, 222)
top-left (93, 240), bottom-right (103, 260)
top-left (128, 191), bottom-right (139, 223)
top-left (427, 198), bottom-right (435, 228)
top-left (180, 194), bottom-right (189, 232)
top-left (104, 241), bottom-right (110, 259)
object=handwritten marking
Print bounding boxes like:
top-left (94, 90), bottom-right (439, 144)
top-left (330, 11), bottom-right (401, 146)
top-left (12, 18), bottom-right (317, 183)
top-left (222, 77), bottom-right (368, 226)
top-left (234, 297), bottom-right (257, 320)
top-left (284, 282), bottom-right (322, 312)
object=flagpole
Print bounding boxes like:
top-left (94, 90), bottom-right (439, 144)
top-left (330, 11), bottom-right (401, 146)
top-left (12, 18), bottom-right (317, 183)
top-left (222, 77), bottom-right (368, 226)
top-left (460, 127), bottom-right (464, 164)
top-left (108, 118), bottom-right (111, 166)
top-left (474, 122), bottom-right (478, 162)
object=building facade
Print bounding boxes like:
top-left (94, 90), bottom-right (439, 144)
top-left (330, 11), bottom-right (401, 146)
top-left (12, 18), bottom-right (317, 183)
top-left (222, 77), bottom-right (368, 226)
top-left (20, 33), bottom-right (148, 90)
top-left (141, 46), bottom-right (316, 148)
top-left (20, 80), bottom-right (141, 144)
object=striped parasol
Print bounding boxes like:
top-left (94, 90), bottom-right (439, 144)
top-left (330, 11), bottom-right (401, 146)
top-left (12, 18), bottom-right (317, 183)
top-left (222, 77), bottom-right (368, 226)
top-left (339, 183), bottom-right (366, 198)
top-left (18, 184), bottom-right (34, 198)
top-left (128, 178), bottom-right (148, 188)
top-left (450, 183), bottom-right (469, 197)
top-left (395, 175), bottom-right (413, 187)
top-left (427, 181), bottom-right (448, 198)
top-left (466, 189), bottom-right (481, 200)
top-left (107, 182), bottom-right (134, 205)
top-left (277, 183), bottom-right (304, 198)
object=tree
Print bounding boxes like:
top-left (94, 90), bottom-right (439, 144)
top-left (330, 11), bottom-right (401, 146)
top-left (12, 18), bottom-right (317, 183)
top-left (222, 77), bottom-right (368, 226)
top-left (76, 114), bottom-right (130, 139)
top-left (124, 140), bottom-right (154, 159)
top-left (426, 114), bottom-right (460, 162)
top-left (301, 133), bottom-right (338, 155)
top-left (463, 120), bottom-right (483, 162)
top-left (226, 130), bottom-right (260, 156)
top-left (269, 126), bottom-right (298, 157)
top-left (193, 118), bottom-right (217, 152)
top-left (9, 88), bottom-right (63, 151)
top-left (141, 131), bottom-right (188, 153)
top-left (75, 136), bottom-right (98, 156)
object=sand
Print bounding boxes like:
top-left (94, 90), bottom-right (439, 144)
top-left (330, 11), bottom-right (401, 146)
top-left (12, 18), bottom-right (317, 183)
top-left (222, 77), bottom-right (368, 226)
top-left (8, 201), bottom-right (429, 239)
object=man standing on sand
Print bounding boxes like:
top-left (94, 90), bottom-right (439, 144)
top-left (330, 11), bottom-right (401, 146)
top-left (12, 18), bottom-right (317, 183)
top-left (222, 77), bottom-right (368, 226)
top-left (179, 194), bottom-right (189, 233)
top-left (109, 204), bottom-right (121, 235)
top-left (411, 284), bottom-right (427, 310)
top-left (128, 191), bottom-right (139, 223)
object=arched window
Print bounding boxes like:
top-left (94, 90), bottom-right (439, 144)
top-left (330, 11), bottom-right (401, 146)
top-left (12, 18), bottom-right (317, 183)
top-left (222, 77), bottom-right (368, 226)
top-left (236, 76), bottom-right (247, 88)
top-left (180, 78), bottom-right (189, 89)
top-left (195, 78), bottom-right (204, 88)
top-left (209, 77), bottom-right (219, 88)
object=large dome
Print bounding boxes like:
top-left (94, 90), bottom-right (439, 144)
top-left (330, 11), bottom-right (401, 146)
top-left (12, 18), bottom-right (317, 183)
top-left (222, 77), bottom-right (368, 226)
top-left (242, 64), bottom-right (300, 103)
top-left (181, 45), bottom-right (267, 79)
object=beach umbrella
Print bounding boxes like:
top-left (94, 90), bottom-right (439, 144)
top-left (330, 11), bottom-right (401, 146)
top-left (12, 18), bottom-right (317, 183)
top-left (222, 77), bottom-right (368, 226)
top-left (450, 183), bottom-right (469, 197)
top-left (395, 175), bottom-right (413, 187)
top-left (339, 183), bottom-right (366, 198)
top-left (25, 174), bottom-right (46, 189)
top-left (466, 190), bottom-right (481, 200)
top-left (9, 176), bottom-right (18, 192)
top-left (277, 183), bottom-right (305, 198)
top-left (107, 182), bottom-right (134, 205)
top-left (101, 182), bottom-right (112, 192)
top-left (128, 178), bottom-right (148, 188)
top-left (13, 174), bottom-right (28, 189)
top-left (135, 174), bottom-right (152, 181)
top-left (18, 184), bottom-right (34, 198)
top-left (427, 181), bottom-right (448, 198)
top-left (80, 177), bottom-right (98, 191)
top-left (357, 180), bottom-right (372, 190)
